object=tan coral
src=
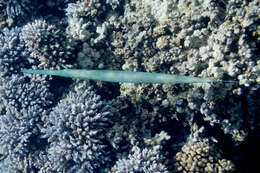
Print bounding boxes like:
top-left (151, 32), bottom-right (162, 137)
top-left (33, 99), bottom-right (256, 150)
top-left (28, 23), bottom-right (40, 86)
top-left (174, 137), bottom-right (235, 173)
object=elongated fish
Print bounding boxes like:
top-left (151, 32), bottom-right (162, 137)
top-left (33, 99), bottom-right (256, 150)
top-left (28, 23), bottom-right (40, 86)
top-left (22, 69), bottom-right (235, 84)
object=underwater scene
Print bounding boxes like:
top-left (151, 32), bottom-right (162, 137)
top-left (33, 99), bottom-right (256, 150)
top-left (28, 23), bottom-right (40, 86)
top-left (0, 0), bottom-right (259, 172)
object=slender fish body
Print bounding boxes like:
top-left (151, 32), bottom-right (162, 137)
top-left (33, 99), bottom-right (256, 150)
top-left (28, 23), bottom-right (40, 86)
top-left (22, 69), bottom-right (226, 84)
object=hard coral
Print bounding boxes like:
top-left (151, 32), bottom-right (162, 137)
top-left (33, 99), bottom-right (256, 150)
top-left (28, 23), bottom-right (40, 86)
top-left (115, 0), bottom-right (260, 144)
top-left (66, 0), bottom-right (110, 41)
top-left (174, 135), bottom-right (235, 173)
top-left (0, 27), bottom-right (28, 76)
top-left (41, 87), bottom-right (113, 172)
top-left (0, 0), bottom-right (38, 18)
top-left (66, 0), bottom-right (120, 70)
top-left (0, 0), bottom-right (77, 26)
top-left (0, 104), bottom-right (48, 171)
top-left (0, 74), bottom-right (53, 111)
top-left (0, 74), bottom-right (53, 171)
top-left (20, 19), bottom-right (76, 70)
top-left (111, 146), bottom-right (169, 173)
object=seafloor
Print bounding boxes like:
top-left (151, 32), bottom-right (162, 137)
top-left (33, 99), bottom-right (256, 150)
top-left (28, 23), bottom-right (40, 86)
top-left (0, 0), bottom-right (259, 172)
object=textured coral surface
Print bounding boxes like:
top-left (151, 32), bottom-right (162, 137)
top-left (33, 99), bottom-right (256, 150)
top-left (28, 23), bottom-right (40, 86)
top-left (0, 0), bottom-right (259, 172)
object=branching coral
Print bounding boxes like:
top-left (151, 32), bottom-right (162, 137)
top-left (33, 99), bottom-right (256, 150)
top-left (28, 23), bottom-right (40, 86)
top-left (20, 19), bottom-right (76, 70)
top-left (111, 146), bottom-right (169, 173)
top-left (0, 0), bottom-right (38, 19)
top-left (0, 0), bottom-right (259, 172)
top-left (40, 87), bottom-right (113, 172)
top-left (0, 74), bottom-right (54, 171)
top-left (0, 27), bottom-right (28, 76)
top-left (0, 0), bottom-right (77, 26)
top-left (0, 105), bottom-right (47, 171)
top-left (174, 127), bottom-right (235, 173)
top-left (0, 74), bottom-right (53, 110)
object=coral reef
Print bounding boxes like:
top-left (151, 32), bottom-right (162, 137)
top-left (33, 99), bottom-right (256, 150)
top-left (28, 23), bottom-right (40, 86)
top-left (20, 19), bottom-right (76, 69)
top-left (0, 27), bottom-right (28, 76)
top-left (0, 105), bottom-right (47, 171)
top-left (111, 146), bottom-right (169, 173)
top-left (40, 87), bottom-right (113, 172)
top-left (174, 126), bottom-right (235, 173)
top-left (0, 0), bottom-right (38, 19)
top-left (0, 74), bottom-right (53, 171)
top-left (0, 0), bottom-right (259, 172)
top-left (66, 0), bottom-right (110, 41)
top-left (112, 0), bottom-right (260, 143)
top-left (66, 0), bottom-right (122, 70)
top-left (0, 74), bottom-right (53, 110)
top-left (0, 0), bottom-right (77, 26)
top-left (0, 19), bottom-right (76, 75)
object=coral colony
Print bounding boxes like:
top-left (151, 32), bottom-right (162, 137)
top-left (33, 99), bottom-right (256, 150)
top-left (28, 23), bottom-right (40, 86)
top-left (0, 0), bottom-right (260, 172)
